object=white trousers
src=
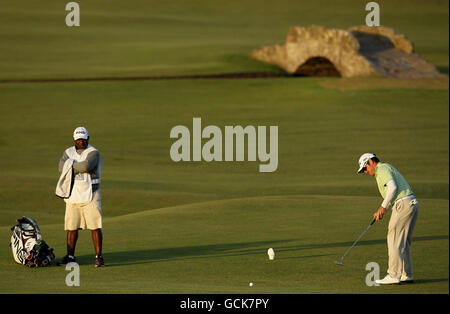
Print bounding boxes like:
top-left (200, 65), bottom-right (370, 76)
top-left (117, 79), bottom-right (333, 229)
top-left (387, 196), bottom-right (419, 279)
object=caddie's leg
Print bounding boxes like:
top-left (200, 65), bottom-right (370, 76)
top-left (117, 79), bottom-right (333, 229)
top-left (67, 230), bottom-right (78, 256)
top-left (91, 228), bottom-right (103, 257)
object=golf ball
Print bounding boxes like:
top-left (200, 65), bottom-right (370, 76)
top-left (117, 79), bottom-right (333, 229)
top-left (249, 282), bottom-right (253, 287)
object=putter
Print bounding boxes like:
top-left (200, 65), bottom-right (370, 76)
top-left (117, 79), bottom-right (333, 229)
top-left (334, 218), bottom-right (376, 266)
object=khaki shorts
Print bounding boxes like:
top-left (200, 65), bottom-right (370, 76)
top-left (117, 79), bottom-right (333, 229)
top-left (65, 191), bottom-right (102, 230)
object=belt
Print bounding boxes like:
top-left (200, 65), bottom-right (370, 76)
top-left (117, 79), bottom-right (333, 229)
top-left (394, 194), bottom-right (416, 204)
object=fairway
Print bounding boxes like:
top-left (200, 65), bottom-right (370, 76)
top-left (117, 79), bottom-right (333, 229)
top-left (0, 0), bottom-right (448, 295)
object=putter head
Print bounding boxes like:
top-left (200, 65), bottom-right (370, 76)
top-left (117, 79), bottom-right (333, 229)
top-left (334, 260), bottom-right (344, 266)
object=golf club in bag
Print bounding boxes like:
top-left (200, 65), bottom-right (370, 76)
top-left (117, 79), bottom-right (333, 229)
top-left (334, 218), bottom-right (376, 266)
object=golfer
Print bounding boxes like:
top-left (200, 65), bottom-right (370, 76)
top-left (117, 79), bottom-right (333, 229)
top-left (57, 127), bottom-right (104, 267)
top-left (357, 153), bottom-right (418, 285)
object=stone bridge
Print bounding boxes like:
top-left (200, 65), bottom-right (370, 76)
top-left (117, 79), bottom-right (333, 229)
top-left (250, 25), bottom-right (443, 78)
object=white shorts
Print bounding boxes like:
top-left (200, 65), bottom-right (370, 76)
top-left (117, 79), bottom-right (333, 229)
top-left (64, 191), bottom-right (102, 230)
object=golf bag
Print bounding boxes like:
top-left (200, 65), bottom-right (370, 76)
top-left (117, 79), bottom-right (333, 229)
top-left (10, 217), bottom-right (55, 267)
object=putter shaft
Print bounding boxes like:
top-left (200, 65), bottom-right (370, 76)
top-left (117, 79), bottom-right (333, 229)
top-left (338, 219), bottom-right (376, 261)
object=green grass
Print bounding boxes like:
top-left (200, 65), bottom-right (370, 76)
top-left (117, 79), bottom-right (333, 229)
top-left (0, 0), bottom-right (448, 79)
top-left (0, 195), bottom-right (448, 293)
top-left (0, 78), bottom-right (448, 293)
top-left (0, 0), bottom-right (448, 294)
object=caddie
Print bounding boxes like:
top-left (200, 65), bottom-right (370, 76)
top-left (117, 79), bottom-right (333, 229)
top-left (357, 153), bottom-right (418, 284)
top-left (57, 127), bottom-right (104, 267)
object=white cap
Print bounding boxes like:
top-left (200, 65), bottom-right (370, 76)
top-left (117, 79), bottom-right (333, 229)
top-left (357, 153), bottom-right (376, 174)
top-left (73, 127), bottom-right (89, 140)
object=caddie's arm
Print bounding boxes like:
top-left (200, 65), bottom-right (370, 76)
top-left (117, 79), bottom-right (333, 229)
top-left (73, 151), bottom-right (99, 174)
top-left (58, 152), bottom-right (69, 172)
top-left (374, 180), bottom-right (397, 221)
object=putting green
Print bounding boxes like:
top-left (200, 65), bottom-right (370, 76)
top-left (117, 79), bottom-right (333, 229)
top-left (0, 195), bottom-right (447, 293)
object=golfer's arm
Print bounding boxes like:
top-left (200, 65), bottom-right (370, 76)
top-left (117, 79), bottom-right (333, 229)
top-left (73, 151), bottom-right (99, 174)
top-left (381, 180), bottom-right (397, 209)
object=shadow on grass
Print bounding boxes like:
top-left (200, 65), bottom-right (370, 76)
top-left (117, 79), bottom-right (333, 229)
top-left (76, 239), bottom-right (293, 266)
top-left (276, 235), bottom-right (449, 254)
top-left (75, 235), bottom-right (448, 267)
top-left (436, 65), bottom-right (449, 75)
top-left (409, 278), bottom-right (448, 284)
